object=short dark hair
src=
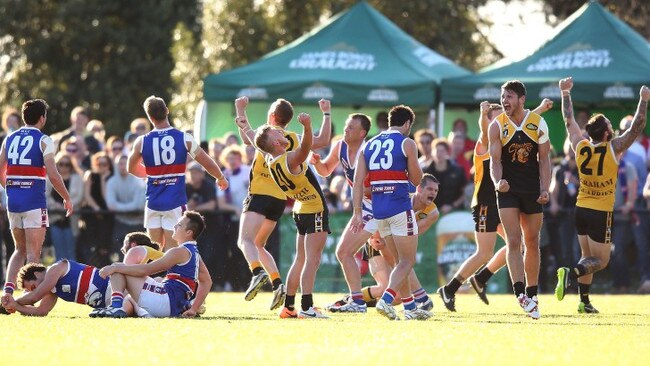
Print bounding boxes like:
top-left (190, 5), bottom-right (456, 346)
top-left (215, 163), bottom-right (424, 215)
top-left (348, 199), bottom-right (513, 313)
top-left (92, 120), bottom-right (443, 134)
top-left (17, 263), bottom-right (47, 289)
top-left (420, 173), bottom-right (439, 187)
top-left (585, 114), bottom-right (609, 142)
top-left (432, 138), bottom-right (450, 152)
top-left (143, 96), bottom-right (168, 121)
top-left (254, 125), bottom-right (275, 154)
top-left (414, 129), bottom-right (435, 143)
top-left (388, 105), bottom-right (415, 127)
top-left (375, 111), bottom-right (389, 130)
top-left (350, 113), bottom-right (371, 134)
top-left (21, 99), bottom-right (49, 125)
top-left (270, 99), bottom-right (293, 127)
top-left (501, 80), bottom-right (526, 98)
top-left (124, 232), bottom-right (159, 250)
top-left (184, 210), bottom-right (206, 240)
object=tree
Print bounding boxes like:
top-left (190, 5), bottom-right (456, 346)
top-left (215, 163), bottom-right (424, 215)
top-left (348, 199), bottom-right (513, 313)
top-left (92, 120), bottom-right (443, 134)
top-left (0, 0), bottom-right (198, 135)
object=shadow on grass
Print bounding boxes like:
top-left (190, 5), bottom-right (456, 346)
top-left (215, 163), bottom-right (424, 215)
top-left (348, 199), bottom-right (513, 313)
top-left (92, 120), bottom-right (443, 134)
top-left (433, 312), bottom-right (650, 327)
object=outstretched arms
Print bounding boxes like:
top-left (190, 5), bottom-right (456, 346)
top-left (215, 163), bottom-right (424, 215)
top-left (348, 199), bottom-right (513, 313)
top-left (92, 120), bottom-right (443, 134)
top-left (312, 99), bottom-right (332, 150)
top-left (612, 85), bottom-right (650, 155)
top-left (558, 77), bottom-right (585, 151)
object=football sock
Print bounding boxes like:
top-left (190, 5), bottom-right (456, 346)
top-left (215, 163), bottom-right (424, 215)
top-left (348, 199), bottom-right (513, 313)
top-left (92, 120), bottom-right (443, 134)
top-left (475, 267), bottom-right (494, 286)
top-left (513, 281), bottom-right (525, 298)
top-left (380, 288), bottom-right (397, 304)
top-left (361, 287), bottom-right (375, 303)
top-left (578, 283), bottom-right (591, 304)
top-left (445, 277), bottom-right (463, 297)
top-left (250, 261), bottom-right (263, 276)
top-left (285, 295), bottom-right (296, 311)
top-left (412, 287), bottom-right (430, 303)
top-left (526, 286), bottom-right (538, 299)
top-left (301, 294), bottom-right (313, 311)
top-left (269, 272), bottom-right (282, 290)
top-left (401, 296), bottom-right (416, 311)
top-left (111, 292), bottom-right (124, 309)
top-left (351, 291), bottom-right (365, 305)
top-left (3, 282), bottom-right (16, 295)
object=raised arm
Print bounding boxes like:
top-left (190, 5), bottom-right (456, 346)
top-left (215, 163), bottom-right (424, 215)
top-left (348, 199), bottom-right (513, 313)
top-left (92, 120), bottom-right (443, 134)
top-left (532, 98), bottom-right (554, 115)
top-left (488, 122), bottom-right (508, 192)
top-left (477, 101), bottom-right (490, 151)
top-left (310, 139), bottom-right (341, 177)
top-left (312, 99), bottom-right (332, 150)
top-left (235, 97), bottom-right (253, 145)
top-left (404, 138), bottom-right (423, 186)
top-left (612, 85), bottom-right (650, 155)
top-left (558, 77), bottom-right (584, 150)
top-left (286, 113), bottom-right (313, 172)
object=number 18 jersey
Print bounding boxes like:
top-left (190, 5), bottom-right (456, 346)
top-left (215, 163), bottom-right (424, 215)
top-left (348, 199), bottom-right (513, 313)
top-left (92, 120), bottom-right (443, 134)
top-left (575, 139), bottom-right (618, 212)
top-left (141, 127), bottom-right (190, 211)
top-left (364, 130), bottom-right (412, 220)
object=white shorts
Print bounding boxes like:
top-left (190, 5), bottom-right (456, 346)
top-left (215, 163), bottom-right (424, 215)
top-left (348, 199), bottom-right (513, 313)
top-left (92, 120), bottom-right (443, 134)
top-left (144, 206), bottom-right (185, 231)
top-left (137, 277), bottom-right (171, 317)
top-left (8, 208), bottom-right (49, 229)
top-left (376, 210), bottom-right (418, 238)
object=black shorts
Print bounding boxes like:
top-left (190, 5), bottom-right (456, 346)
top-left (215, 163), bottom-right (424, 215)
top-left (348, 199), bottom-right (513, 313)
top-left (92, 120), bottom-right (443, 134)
top-left (292, 211), bottom-right (331, 235)
top-left (471, 204), bottom-right (501, 233)
top-left (242, 194), bottom-right (285, 222)
top-left (497, 191), bottom-right (542, 214)
top-left (361, 242), bottom-right (381, 261)
top-left (575, 206), bottom-right (612, 244)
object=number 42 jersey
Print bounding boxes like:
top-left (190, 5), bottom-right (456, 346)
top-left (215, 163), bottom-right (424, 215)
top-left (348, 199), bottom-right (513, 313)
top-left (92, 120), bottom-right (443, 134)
top-left (364, 130), bottom-right (412, 220)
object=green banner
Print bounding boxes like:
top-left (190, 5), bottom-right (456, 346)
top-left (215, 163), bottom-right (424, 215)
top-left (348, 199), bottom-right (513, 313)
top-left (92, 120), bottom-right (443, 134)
top-left (278, 211), bottom-right (509, 294)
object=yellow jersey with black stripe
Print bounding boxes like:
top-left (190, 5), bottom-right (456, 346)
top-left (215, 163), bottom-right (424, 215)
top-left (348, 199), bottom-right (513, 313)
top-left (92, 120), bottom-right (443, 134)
top-left (266, 152), bottom-right (326, 214)
top-left (415, 201), bottom-right (438, 220)
top-left (471, 147), bottom-right (496, 207)
top-left (140, 246), bottom-right (164, 264)
top-left (575, 139), bottom-right (618, 212)
top-left (249, 129), bottom-right (300, 200)
top-left (496, 111), bottom-right (547, 194)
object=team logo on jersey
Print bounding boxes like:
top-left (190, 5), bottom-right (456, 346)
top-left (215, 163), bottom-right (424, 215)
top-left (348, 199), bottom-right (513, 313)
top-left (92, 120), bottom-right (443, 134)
top-left (417, 212), bottom-right (428, 220)
top-left (62, 285), bottom-right (71, 293)
top-left (526, 123), bottom-right (538, 131)
top-left (502, 125), bottom-right (509, 138)
top-left (508, 142), bottom-right (533, 163)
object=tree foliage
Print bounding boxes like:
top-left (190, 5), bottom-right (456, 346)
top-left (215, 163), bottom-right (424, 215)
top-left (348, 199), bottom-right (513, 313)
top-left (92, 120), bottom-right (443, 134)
top-left (0, 0), bottom-right (198, 135)
top-left (540, 0), bottom-right (650, 40)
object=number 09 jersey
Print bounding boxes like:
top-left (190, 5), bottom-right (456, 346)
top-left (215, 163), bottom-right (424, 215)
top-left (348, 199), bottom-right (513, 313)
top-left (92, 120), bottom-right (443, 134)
top-left (363, 130), bottom-right (412, 220)
top-left (3, 127), bottom-right (52, 212)
top-left (266, 153), bottom-right (326, 214)
top-left (575, 139), bottom-right (618, 212)
top-left (140, 127), bottom-right (197, 211)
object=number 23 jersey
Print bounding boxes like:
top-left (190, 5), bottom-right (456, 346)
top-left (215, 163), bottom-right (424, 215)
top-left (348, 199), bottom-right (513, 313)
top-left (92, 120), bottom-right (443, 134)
top-left (266, 153), bottom-right (326, 214)
top-left (575, 139), bottom-right (618, 212)
top-left (363, 130), bottom-right (412, 220)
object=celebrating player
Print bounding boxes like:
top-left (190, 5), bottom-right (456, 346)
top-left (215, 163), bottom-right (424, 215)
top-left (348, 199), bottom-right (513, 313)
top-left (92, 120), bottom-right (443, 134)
top-left (554, 77), bottom-right (649, 313)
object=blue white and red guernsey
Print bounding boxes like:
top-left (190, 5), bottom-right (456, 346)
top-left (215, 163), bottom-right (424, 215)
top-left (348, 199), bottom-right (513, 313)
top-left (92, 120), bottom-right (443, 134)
top-left (163, 241), bottom-right (200, 316)
top-left (54, 260), bottom-right (109, 308)
top-left (363, 130), bottom-right (412, 219)
top-left (340, 141), bottom-right (361, 187)
top-left (4, 127), bottom-right (47, 212)
top-left (141, 127), bottom-right (189, 211)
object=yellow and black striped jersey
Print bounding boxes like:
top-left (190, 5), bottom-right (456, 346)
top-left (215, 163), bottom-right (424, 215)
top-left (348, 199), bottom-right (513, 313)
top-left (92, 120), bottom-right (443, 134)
top-left (249, 129), bottom-right (300, 200)
top-left (266, 152), bottom-right (326, 214)
top-left (575, 139), bottom-right (618, 212)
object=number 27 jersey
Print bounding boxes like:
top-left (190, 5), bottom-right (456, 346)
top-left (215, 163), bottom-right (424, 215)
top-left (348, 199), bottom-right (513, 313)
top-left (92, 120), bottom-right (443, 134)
top-left (364, 130), bottom-right (412, 220)
top-left (141, 127), bottom-right (190, 211)
top-left (575, 139), bottom-right (618, 212)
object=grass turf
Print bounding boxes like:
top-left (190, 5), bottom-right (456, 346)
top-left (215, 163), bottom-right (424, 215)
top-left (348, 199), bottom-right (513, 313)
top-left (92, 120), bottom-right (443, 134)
top-left (3, 292), bottom-right (649, 365)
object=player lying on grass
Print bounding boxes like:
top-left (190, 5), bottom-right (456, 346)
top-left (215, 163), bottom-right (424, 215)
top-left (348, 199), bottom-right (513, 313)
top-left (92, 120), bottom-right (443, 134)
top-left (96, 211), bottom-right (211, 318)
top-left (0, 232), bottom-right (164, 317)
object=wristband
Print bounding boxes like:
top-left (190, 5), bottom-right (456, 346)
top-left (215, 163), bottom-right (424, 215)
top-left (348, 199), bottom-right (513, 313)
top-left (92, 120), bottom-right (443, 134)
top-left (323, 112), bottom-right (330, 116)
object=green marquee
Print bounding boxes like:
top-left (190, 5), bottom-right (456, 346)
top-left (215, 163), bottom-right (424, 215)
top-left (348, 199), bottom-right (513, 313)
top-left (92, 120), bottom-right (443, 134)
top-left (441, 1), bottom-right (650, 105)
top-left (204, 1), bottom-right (469, 107)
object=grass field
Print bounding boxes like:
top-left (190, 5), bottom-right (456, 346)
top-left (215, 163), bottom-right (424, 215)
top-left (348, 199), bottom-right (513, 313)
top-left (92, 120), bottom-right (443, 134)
top-left (4, 292), bottom-right (649, 365)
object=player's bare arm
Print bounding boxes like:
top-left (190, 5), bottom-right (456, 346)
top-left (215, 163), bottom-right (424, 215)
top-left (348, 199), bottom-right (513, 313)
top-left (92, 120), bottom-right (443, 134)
top-left (234, 115), bottom-right (257, 149)
top-left (4, 291), bottom-right (58, 316)
top-left (44, 152), bottom-right (73, 217)
top-left (612, 85), bottom-right (649, 155)
top-left (310, 139), bottom-right (342, 177)
top-left (350, 150), bottom-right (368, 233)
top-left (287, 113), bottom-right (313, 173)
top-left (559, 77), bottom-right (583, 150)
top-left (488, 122), bottom-right (508, 192)
top-left (477, 101), bottom-right (491, 153)
top-left (404, 139), bottom-right (423, 186)
top-left (312, 99), bottom-right (332, 150)
top-left (127, 137), bottom-right (147, 178)
top-left (417, 209), bottom-right (439, 234)
top-left (235, 97), bottom-right (253, 145)
top-left (99, 247), bottom-right (190, 279)
top-left (0, 141), bottom-right (6, 188)
top-left (194, 148), bottom-right (229, 191)
top-left (16, 262), bottom-right (67, 306)
top-left (533, 98), bottom-right (554, 115)
top-left (183, 258), bottom-right (211, 317)
top-left (538, 140), bottom-right (551, 204)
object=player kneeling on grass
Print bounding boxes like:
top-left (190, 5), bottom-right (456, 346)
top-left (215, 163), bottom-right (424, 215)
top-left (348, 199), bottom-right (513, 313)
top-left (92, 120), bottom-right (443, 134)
top-left (97, 211), bottom-right (211, 318)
